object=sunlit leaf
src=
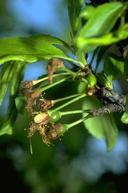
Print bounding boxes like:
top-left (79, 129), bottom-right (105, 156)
top-left (76, 2), bottom-right (127, 52)
top-left (76, 24), bottom-right (128, 52)
top-left (80, 5), bottom-right (95, 20)
top-left (78, 2), bottom-right (125, 38)
top-left (0, 34), bottom-right (73, 64)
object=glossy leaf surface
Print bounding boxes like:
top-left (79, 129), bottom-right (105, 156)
top-left (0, 35), bottom-right (72, 64)
top-left (78, 2), bottom-right (125, 38)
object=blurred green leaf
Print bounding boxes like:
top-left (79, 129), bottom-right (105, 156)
top-left (0, 62), bottom-right (13, 105)
top-left (82, 96), bottom-right (118, 150)
top-left (0, 35), bottom-right (73, 64)
top-left (78, 2), bottom-right (125, 39)
top-left (10, 61), bottom-right (25, 96)
top-left (104, 54), bottom-right (124, 80)
top-left (67, 0), bottom-right (84, 34)
top-left (15, 96), bottom-right (26, 112)
top-left (76, 24), bottom-right (128, 52)
top-left (121, 112), bottom-right (128, 124)
top-left (0, 97), bottom-right (18, 136)
top-left (0, 120), bottom-right (13, 136)
top-left (121, 95), bottom-right (128, 124)
top-left (96, 72), bottom-right (113, 89)
top-left (80, 5), bottom-right (95, 20)
top-left (94, 47), bottom-right (108, 71)
top-left (77, 80), bottom-right (88, 94)
top-left (0, 61), bottom-right (24, 105)
top-left (75, 49), bottom-right (86, 64)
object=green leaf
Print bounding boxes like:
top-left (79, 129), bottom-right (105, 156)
top-left (78, 2), bottom-right (125, 39)
top-left (121, 112), bottom-right (128, 124)
top-left (96, 73), bottom-right (113, 89)
top-left (76, 24), bottom-right (128, 52)
top-left (0, 99), bottom-right (18, 136)
top-left (0, 120), bottom-right (13, 136)
top-left (121, 95), bottom-right (128, 124)
top-left (0, 61), bottom-right (24, 105)
top-left (104, 54), bottom-right (124, 80)
top-left (77, 80), bottom-right (88, 94)
top-left (15, 96), bottom-right (26, 112)
top-left (80, 5), bottom-right (95, 20)
top-left (10, 61), bottom-right (25, 96)
top-left (0, 34), bottom-right (74, 64)
top-left (75, 49), bottom-right (86, 65)
top-left (94, 47), bottom-right (108, 71)
top-left (82, 96), bottom-right (118, 150)
top-left (67, 0), bottom-right (84, 34)
top-left (0, 62), bottom-right (14, 105)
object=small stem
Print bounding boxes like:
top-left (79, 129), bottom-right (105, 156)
top-left (63, 66), bottom-right (76, 78)
top-left (61, 110), bottom-right (83, 115)
top-left (68, 114), bottom-right (91, 129)
top-left (60, 56), bottom-right (85, 67)
top-left (53, 94), bottom-right (86, 111)
top-left (32, 73), bottom-right (69, 85)
top-left (39, 77), bottom-right (68, 92)
top-left (54, 94), bottom-right (80, 103)
top-left (29, 138), bottom-right (33, 155)
top-left (61, 109), bottom-right (90, 116)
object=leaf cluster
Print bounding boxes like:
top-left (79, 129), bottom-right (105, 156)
top-left (0, 0), bottom-right (128, 150)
